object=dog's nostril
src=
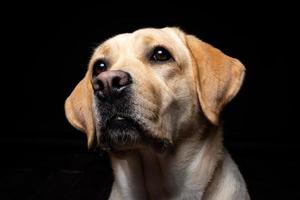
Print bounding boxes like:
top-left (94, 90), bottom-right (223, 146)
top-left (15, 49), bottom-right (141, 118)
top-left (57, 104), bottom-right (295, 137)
top-left (112, 76), bottom-right (122, 89)
top-left (93, 79), bottom-right (105, 91)
top-left (98, 80), bottom-right (105, 91)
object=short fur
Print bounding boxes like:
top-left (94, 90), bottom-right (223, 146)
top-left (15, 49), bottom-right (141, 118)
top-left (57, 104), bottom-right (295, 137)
top-left (65, 27), bottom-right (249, 199)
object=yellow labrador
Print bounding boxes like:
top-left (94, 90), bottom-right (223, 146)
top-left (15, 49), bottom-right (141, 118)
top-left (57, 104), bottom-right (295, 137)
top-left (65, 27), bottom-right (250, 200)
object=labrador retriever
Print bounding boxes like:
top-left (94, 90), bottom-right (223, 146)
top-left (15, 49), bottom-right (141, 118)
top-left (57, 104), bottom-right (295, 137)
top-left (65, 27), bottom-right (250, 200)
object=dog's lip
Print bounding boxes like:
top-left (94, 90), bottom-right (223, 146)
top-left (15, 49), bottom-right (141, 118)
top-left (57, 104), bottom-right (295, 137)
top-left (114, 116), bottom-right (126, 120)
top-left (107, 115), bottom-right (140, 128)
top-left (110, 115), bottom-right (131, 122)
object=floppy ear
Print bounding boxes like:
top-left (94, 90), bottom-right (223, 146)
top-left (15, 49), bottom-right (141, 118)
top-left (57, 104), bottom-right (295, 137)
top-left (186, 35), bottom-right (245, 125)
top-left (65, 74), bottom-right (95, 147)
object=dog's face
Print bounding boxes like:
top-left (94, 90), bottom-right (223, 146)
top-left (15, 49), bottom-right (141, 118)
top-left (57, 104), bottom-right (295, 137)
top-left (65, 27), bottom-right (245, 152)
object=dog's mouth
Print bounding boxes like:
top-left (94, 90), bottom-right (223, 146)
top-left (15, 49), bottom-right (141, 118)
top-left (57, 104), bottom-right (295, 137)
top-left (93, 92), bottom-right (172, 152)
top-left (98, 114), bottom-right (143, 151)
top-left (96, 114), bottom-right (171, 153)
top-left (107, 115), bottom-right (140, 130)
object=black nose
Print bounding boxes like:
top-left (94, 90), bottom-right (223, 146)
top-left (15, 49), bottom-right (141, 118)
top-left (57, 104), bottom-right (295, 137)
top-left (93, 70), bottom-right (132, 100)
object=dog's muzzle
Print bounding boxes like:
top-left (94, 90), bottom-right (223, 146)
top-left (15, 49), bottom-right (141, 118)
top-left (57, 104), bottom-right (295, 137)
top-left (92, 70), bottom-right (171, 152)
top-left (92, 70), bottom-right (140, 151)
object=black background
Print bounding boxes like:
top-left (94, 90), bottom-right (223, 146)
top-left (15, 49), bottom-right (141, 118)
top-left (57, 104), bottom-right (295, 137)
top-left (1, 3), bottom-right (295, 200)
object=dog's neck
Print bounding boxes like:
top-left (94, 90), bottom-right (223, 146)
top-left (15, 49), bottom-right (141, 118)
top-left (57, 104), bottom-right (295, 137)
top-left (108, 125), bottom-right (224, 200)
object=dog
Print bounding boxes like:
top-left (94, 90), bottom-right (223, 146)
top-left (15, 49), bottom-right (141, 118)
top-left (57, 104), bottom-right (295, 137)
top-left (65, 27), bottom-right (250, 199)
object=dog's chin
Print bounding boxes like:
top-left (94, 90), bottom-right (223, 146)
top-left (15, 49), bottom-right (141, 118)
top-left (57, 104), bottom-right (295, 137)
top-left (99, 117), bottom-right (142, 151)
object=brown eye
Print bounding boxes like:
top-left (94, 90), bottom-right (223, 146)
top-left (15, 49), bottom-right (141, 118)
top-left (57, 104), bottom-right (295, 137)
top-left (93, 59), bottom-right (107, 75)
top-left (150, 46), bottom-right (173, 62)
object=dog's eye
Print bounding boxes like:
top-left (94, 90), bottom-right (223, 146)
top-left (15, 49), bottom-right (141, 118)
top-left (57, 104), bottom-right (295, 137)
top-left (93, 59), bottom-right (107, 75)
top-left (150, 47), bottom-right (173, 62)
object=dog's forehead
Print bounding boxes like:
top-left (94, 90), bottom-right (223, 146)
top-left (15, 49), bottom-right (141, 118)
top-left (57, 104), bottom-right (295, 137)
top-left (132, 28), bottom-right (182, 44)
top-left (97, 28), bottom-right (183, 51)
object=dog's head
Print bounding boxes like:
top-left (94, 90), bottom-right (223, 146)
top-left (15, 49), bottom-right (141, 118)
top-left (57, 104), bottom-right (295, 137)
top-left (65, 27), bottom-right (245, 152)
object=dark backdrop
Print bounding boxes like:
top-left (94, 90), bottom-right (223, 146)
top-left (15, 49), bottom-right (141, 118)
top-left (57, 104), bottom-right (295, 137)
top-left (1, 4), bottom-right (295, 200)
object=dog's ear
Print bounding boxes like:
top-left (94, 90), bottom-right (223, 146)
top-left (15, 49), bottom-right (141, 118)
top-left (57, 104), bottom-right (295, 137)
top-left (65, 74), bottom-right (95, 147)
top-left (186, 35), bottom-right (245, 125)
